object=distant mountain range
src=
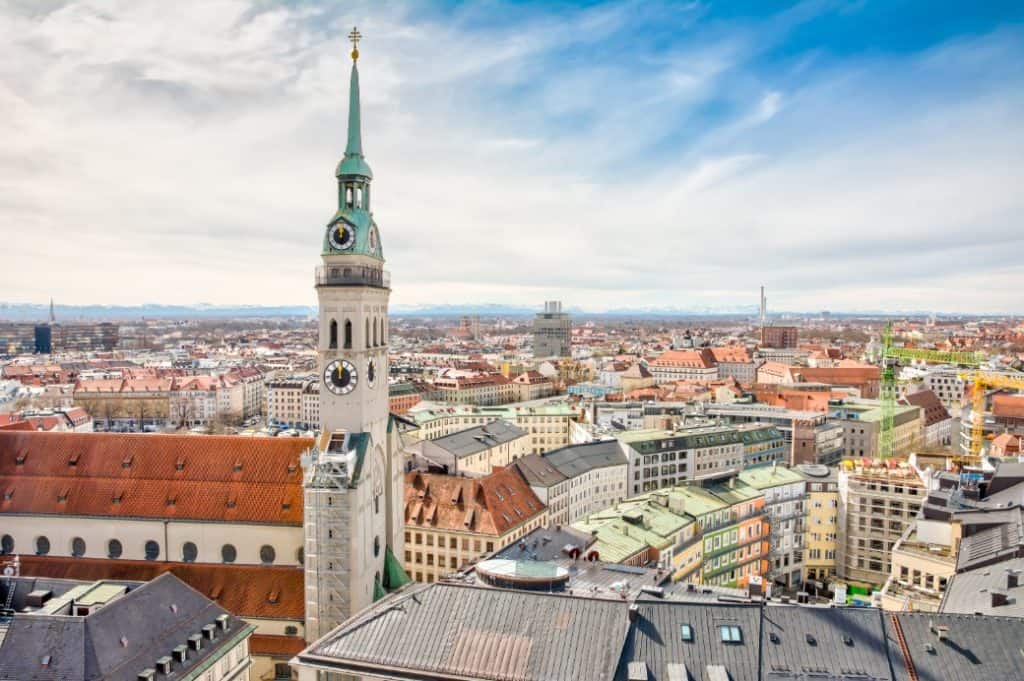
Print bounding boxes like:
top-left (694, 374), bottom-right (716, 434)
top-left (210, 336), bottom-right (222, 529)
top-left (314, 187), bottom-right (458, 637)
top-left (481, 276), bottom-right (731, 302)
top-left (0, 301), bottom-right (1004, 322)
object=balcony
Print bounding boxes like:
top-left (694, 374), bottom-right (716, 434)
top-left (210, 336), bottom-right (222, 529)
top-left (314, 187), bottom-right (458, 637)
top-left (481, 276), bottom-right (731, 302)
top-left (315, 265), bottom-right (390, 289)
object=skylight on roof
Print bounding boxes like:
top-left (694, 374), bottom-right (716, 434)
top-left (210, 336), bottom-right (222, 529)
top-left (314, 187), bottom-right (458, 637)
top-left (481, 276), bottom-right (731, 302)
top-left (719, 625), bottom-right (742, 643)
top-left (680, 624), bottom-right (694, 642)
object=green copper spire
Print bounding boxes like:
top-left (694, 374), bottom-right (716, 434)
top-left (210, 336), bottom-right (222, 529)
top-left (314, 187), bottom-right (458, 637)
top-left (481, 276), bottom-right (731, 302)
top-left (336, 27), bottom-right (372, 179)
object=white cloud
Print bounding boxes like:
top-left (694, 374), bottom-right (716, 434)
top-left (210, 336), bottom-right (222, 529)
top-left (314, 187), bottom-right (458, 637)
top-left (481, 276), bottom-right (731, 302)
top-left (0, 1), bottom-right (1021, 314)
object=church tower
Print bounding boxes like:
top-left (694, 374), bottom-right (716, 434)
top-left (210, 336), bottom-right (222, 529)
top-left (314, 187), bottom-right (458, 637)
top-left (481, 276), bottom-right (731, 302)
top-left (303, 29), bottom-right (407, 641)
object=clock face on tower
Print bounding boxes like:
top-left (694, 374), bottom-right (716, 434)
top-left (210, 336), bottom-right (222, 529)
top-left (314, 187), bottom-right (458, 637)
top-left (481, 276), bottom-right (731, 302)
top-left (366, 359), bottom-right (376, 387)
top-left (328, 221), bottom-right (356, 251)
top-left (323, 359), bottom-right (358, 395)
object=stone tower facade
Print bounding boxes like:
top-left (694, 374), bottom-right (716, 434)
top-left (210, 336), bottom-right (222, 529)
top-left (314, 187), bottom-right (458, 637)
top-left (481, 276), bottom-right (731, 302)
top-left (303, 33), bottom-right (407, 641)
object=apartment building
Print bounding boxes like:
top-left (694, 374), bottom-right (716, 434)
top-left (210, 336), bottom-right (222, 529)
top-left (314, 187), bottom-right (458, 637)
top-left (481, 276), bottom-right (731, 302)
top-left (837, 459), bottom-right (925, 587)
top-left (511, 370), bottom-right (556, 401)
top-left (708, 346), bottom-right (758, 385)
top-left (406, 403), bottom-right (579, 454)
top-left (799, 464), bottom-right (839, 588)
top-left (388, 382), bottom-right (422, 414)
top-left (619, 424), bottom-right (785, 495)
top-left (879, 517), bottom-right (956, 612)
top-left (648, 349), bottom-right (718, 384)
top-left (402, 469), bottom-right (548, 583)
top-left (412, 420), bottom-right (529, 475)
top-left (738, 465), bottom-right (806, 588)
top-left (760, 325), bottom-right (798, 349)
top-left (922, 367), bottom-right (968, 410)
top-left (900, 389), bottom-right (954, 447)
top-left (510, 440), bottom-right (628, 526)
top-left (266, 376), bottom-right (318, 429)
top-left (533, 300), bottom-right (572, 358)
top-left (830, 401), bottom-right (924, 459)
top-left (432, 372), bottom-right (514, 405)
top-left (707, 403), bottom-right (844, 465)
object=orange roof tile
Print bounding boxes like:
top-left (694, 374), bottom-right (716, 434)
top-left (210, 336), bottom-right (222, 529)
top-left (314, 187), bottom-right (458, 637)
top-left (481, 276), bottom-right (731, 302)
top-left (0, 432), bottom-right (310, 524)
top-left (16, 555), bottom-right (303, 620)
top-left (405, 468), bottom-right (545, 537)
top-left (251, 634), bottom-right (307, 658)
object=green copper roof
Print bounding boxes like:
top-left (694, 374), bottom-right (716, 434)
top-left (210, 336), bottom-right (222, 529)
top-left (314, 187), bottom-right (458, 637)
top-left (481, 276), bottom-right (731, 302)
top-left (382, 545), bottom-right (411, 591)
top-left (372, 575), bottom-right (387, 602)
top-left (336, 62), bottom-right (372, 179)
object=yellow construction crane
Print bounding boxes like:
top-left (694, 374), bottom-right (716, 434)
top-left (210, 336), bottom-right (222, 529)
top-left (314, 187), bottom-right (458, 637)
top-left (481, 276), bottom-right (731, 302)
top-left (958, 372), bottom-right (1024, 460)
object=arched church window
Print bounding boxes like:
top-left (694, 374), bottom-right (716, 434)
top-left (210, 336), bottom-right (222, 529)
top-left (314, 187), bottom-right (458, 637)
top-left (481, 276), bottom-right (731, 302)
top-left (221, 544), bottom-right (237, 563)
top-left (260, 545), bottom-right (276, 565)
top-left (346, 185), bottom-right (354, 208)
top-left (329, 319), bottom-right (338, 349)
top-left (373, 317), bottom-right (378, 347)
top-left (71, 537), bottom-right (86, 557)
top-left (344, 319), bottom-right (353, 349)
top-left (1, 534), bottom-right (14, 554)
top-left (354, 186), bottom-right (362, 208)
top-left (107, 539), bottom-right (122, 558)
top-left (144, 540), bottom-right (160, 561)
top-left (296, 547), bottom-right (305, 565)
top-left (182, 542), bottom-right (198, 562)
top-left (365, 319), bottom-right (370, 349)
top-left (35, 536), bottom-right (50, 555)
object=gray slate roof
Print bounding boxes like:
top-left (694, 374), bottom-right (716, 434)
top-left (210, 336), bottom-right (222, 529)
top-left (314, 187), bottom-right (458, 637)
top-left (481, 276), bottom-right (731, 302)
top-left (889, 612), bottom-right (1024, 681)
top-left (760, 606), bottom-right (894, 680)
top-left (511, 454), bottom-right (568, 489)
top-left (0, 572), bottom-right (250, 681)
top-left (615, 601), bottom-right (762, 681)
top-left (544, 440), bottom-right (628, 479)
top-left (942, 557), bottom-right (1024, 617)
top-left (431, 420), bottom-right (529, 458)
top-left (954, 507), bottom-right (1024, 572)
top-left (302, 582), bottom-right (629, 681)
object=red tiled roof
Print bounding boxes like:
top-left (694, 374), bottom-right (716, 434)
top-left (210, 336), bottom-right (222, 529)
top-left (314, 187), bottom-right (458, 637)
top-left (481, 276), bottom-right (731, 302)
top-left (993, 394), bottom-right (1024, 420)
top-left (650, 349), bottom-right (715, 369)
top-left (900, 389), bottom-right (951, 427)
top-left (16, 555), bottom-right (304, 620)
top-left (251, 634), bottom-right (307, 657)
top-left (709, 346), bottom-right (751, 364)
top-left (0, 432), bottom-right (310, 524)
top-left (405, 468), bottom-right (546, 536)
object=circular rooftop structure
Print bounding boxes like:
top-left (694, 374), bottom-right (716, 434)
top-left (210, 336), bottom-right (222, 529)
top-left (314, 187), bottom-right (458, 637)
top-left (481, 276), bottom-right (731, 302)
top-left (797, 464), bottom-right (831, 478)
top-left (476, 559), bottom-right (570, 590)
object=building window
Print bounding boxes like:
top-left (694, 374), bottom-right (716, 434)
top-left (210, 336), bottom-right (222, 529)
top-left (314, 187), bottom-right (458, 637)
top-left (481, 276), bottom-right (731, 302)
top-left (374, 536), bottom-right (381, 557)
top-left (144, 540), bottom-right (160, 561)
top-left (297, 547), bottom-right (305, 565)
top-left (71, 537), bottom-right (86, 557)
top-left (222, 544), bottom-right (237, 563)
top-left (344, 319), bottom-right (353, 349)
top-left (260, 545), bottom-right (276, 565)
top-left (107, 539), bottom-right (123, 559)
top-left (0, 535), bottom-right (12, 554)
top-left (182, 542), bottom-right (198, 563)
top-left (329, 319), bottom-right (338, 349)
top-left (35, 536), bottom-right (51, 556)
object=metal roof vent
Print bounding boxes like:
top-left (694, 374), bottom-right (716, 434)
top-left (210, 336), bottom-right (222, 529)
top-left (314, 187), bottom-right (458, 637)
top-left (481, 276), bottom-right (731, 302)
top-left (202, 623), bottom-right (217, 640)
top-left (138, 670), bottom-right (156, 681)
top-left (216, 613), bottom-right (230, 630)
top-left (155, 656), bottom-right (172, 675)
top-left (172, 645), bottom-right (187, 663)
top-left (187, 634), bottom-right (202, 651)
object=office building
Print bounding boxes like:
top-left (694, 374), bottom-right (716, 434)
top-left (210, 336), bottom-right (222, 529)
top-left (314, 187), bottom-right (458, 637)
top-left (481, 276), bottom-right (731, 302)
top-left (533, 300), bottom-right (571, 358)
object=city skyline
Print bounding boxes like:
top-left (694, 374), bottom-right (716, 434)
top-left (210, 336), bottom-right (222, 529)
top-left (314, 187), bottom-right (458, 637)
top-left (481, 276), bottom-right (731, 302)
top-left (2, 1), bottom-right (1023, 312)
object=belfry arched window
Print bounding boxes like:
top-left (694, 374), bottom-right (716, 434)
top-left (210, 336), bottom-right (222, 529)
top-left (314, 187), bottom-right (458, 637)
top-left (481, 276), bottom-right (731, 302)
top-left (329, 320), bottom-right (338, 349)
top-left (344, 319), bottom-right (353, 349)
top-left (365, 319), bottom-right (370, 349)
top-left (372, 318), bottom-right (378, 347)
top-left (345, 185), bottom-right (354, 208)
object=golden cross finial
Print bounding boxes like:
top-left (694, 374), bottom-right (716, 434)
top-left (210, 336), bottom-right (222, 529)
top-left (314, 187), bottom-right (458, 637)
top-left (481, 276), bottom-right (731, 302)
top-left (348, 26), bottom-right (362, 61)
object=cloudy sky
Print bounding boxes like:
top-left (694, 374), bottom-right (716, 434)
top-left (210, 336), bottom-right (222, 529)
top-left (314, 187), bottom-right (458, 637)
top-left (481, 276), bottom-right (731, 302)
top-left (1, 1), bottom-right (1022, 314)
